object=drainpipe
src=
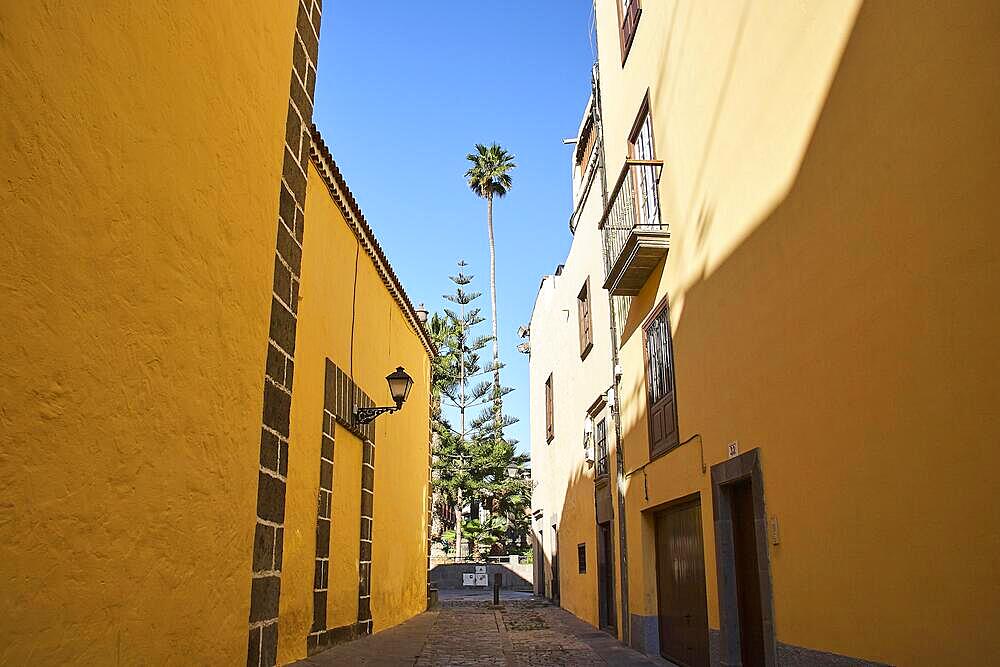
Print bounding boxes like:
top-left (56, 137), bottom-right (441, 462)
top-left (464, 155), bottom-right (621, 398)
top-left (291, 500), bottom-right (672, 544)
top-left (592, 60), bottom-right (632, 647)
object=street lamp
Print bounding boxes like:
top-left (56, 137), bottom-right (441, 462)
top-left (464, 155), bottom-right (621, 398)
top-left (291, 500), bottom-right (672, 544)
top-left (355, 366), bottom-right (414, 425)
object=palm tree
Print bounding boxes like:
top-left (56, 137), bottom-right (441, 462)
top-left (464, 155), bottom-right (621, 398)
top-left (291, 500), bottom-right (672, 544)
top-left (464, 143), bottom-right (516, 441)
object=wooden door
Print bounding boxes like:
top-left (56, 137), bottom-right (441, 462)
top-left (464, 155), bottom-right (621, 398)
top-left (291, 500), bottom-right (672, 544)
top-left (732, 480), bottom-right (765, 666)
top-left (597, 522), bottom-right (617, 632)
top-left (654, 499), bottom-right (709, 667)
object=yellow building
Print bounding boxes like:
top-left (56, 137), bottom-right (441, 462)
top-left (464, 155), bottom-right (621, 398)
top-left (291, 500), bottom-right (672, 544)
top-left (533, 1), bottom-right (1000, 665)
top-left (528, 91), bottom-right (624, 634)
top-left (0, 2), bottom-right (433, 665)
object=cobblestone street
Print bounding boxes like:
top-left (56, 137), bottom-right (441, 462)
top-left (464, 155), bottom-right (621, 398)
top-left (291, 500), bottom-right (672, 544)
top-left (295, 594), bottom-right (663, 666)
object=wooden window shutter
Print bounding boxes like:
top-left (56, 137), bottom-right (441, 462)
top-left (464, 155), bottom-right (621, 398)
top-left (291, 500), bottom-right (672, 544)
top-left (545, 374), bottom-right (554, 442)
top-left (618, 0), bottom-right (642, 63)
top-left (578, 279), bottom-right (593, 357)
top-left (643, 299), bottom-right (679, 457)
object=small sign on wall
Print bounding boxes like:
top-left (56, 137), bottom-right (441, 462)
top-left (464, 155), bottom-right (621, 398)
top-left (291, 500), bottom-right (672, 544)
top-left (727, 441), bottom-right (739, 459)
top-left (769, 516), bottom-right (780, 545)
top-left (462, 573), bottom-right (476, 587)
top-left (475, 565), bottom-right (486, 574)
top-left (474, 573), bottom-right (488, 586)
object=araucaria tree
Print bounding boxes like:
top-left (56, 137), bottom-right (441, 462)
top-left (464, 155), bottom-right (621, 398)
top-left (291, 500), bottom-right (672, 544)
top-left (464, 143), bottom-right (516, 444)
top-left (430, 261), bottom-right (529, 560)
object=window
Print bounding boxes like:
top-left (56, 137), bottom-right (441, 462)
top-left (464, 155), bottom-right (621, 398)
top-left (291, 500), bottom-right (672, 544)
top-left (577, 279), bottom-right (593, 358)
top-left (617, 0), bottom-right (642, 64)
top-left (629, 95), bottom-right (660, 230)
top-left (575, 116), bottom-right (597, 177)
top-left (577, 543), bottom-right (587, 574)
top-left (545, 373), bottom-right (554, 442)
top-left (595, 418), bottom-right (608, 478)
top-left (643, 298), bottom-right (679, 457)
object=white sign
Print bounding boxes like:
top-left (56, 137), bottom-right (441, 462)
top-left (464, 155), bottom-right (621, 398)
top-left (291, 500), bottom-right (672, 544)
top-left (475, 565), bottom-right (486, 574)
top-left (474, 573), bottom-right (488, 586)
top-left (727, 441), bottom-right (739, 459)
top-left (462, 573), bottom-right (476, 587)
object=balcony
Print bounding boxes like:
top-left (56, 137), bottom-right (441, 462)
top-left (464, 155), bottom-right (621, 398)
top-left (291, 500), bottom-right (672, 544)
top-left (600, 159), bottom-right (668, 296)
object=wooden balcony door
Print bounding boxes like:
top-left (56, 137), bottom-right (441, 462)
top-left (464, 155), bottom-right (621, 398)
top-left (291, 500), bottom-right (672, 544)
top-left (629, 97), bottom-right (660, 229)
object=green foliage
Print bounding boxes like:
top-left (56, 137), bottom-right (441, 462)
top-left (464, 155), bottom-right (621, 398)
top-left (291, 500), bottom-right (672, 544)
top-left (430, 260), bottom-right (531, 557)
top-left (465, 143), bottom-right (517, 201)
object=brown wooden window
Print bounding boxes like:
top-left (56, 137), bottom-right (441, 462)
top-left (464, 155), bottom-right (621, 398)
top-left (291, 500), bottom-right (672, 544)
top-left (577, 544), bottom-right (587, 573)
top-left (595, 418), bottom-right (608, 478)
top-left (643, 297), bottom-right (679, 457)
top-left (545, 373), bottom-right (554, 443)
top-left (577, 279), bottom-right (593, 358)
top-left (616, 0), bottom-right (642, 64)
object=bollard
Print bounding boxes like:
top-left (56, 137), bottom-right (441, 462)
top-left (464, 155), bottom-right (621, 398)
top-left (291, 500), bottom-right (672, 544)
top-left (493, 572), bottom-right (501, 605)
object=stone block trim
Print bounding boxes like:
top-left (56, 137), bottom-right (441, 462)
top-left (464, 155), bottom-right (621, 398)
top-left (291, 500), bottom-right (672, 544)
top-left (306, 359), bottom-right (377, 656)
top-left (356, 438), bottom-right (376, 635)
top-left (308, 413), bottom-right (335, 638)
top-left (248, 1), bottom-right (321, 665)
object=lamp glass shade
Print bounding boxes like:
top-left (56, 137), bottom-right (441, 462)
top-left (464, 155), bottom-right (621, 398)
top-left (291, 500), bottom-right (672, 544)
top-left (386, 366), bottom-right (414, 407)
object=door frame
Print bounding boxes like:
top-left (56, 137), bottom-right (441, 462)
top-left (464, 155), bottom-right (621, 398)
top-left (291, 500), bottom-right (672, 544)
top-left (596, 520), bottom-right (618, 634)
top-left (711, 448), bottom-right (778, 667)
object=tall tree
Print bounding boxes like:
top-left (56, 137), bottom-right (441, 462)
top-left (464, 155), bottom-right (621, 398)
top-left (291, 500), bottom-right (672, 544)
top-left (464, 143), bottom-right (516, 443)
top-left (430, 261), bottom-right (530, 560)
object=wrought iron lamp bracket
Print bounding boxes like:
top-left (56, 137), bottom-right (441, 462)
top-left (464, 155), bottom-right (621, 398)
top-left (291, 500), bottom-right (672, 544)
top-left (354, 405), bottom-right (399, 425)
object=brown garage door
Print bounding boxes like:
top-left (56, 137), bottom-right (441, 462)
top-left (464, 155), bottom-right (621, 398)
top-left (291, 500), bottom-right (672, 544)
top-left (654, 497), bottom-right (710, 667)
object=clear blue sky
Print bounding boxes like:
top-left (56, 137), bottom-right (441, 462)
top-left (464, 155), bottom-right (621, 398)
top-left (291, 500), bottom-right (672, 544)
top-left (312, 3), bottom-right (596, 452)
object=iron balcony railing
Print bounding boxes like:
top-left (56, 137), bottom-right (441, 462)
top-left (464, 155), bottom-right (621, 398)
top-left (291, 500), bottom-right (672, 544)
top-left (599, 159), bottom-right (665, 278)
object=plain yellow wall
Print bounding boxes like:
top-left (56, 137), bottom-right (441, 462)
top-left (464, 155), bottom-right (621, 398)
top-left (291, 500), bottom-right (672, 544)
top-left (0, 1), bottom-right (298, 663)
top-left (278, 161), bottom-right (431, 663)
top-left (595, 0), bottom-right (1000, 664)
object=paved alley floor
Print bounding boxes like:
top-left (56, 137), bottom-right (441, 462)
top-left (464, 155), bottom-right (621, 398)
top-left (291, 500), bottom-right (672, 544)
top-left (294, 594), bottom-right (665, 666)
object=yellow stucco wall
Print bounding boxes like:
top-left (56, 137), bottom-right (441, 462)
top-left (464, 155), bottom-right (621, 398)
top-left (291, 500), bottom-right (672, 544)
top-left (591, 0), bottom-right (1000, 664)
top-left (0, 2), bottom-right (298, 664)
top-left (278, 161), bottom-right (431, 663)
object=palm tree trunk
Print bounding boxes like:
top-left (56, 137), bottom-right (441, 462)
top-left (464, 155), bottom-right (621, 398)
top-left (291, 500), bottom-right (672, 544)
top-left (487, 194), bottom-right (501, 442)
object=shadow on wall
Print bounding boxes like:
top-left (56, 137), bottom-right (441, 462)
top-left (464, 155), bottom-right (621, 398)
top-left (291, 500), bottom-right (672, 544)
top-left (559, 1), bottom-right (1000, 664)
top-left (539, 451), bottom-right (595, 613)
top-left (429, 563), bottom-right (533, 591)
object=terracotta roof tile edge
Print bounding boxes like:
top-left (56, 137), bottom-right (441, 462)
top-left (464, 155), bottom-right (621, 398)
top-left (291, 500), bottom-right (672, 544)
top-left (308, 126), bottom-right (437, 359)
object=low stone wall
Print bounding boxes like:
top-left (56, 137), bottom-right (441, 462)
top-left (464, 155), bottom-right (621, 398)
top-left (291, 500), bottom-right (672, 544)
top-left (429, 562), bottom-right (534, 591)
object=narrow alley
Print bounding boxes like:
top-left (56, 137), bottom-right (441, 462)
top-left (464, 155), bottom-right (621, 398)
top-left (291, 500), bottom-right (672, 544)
top-left (3, 1), bottom-right (999, 665)
top-left (295, 592), bottom-right (660, 667)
